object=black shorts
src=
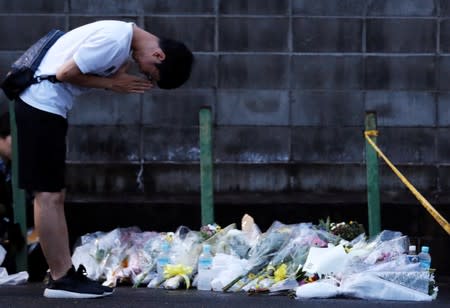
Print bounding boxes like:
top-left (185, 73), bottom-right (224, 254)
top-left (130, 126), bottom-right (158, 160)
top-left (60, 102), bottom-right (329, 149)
top-left (14, 99), bottom-right (68, 192)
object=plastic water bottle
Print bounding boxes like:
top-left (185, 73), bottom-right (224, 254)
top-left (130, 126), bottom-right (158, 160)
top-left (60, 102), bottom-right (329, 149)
top-left (406, 245), bottom-right (418, 263)
top-left (197, 244), bottom-right (213, 290)
top-left (418, 246), bottom-right (431, 271)
top-left (157, 241), bottom-right (171, 280)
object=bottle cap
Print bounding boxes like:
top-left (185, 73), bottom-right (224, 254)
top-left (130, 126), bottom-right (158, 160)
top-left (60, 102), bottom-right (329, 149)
top-left (408, 245), bottom-right (416, 252)
top-left (421, 246), bottom-right (429, 253)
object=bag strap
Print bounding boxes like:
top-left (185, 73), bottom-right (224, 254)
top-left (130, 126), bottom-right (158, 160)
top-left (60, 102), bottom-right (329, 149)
top-left (30, 29), bottom-right (65, 71)
top-left (32, 74), bottom-right (59, 84)
top-left (31, 29), bottom-right (66, 85)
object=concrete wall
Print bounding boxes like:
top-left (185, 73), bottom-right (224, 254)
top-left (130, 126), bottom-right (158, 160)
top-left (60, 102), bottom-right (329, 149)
top-left (0, 1), bottom-right (449, 236)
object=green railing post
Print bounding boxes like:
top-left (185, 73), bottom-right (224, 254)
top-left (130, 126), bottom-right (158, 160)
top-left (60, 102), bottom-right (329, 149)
top-left (199, 106), bottom-right (214, 226)
top-left (365, 111), bottom-right (381, 237)
top-left (8, 101), bottom-right (28, 271)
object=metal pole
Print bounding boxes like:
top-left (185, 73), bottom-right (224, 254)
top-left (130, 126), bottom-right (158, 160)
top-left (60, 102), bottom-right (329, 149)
top-left (365, 111), bottom-right (381, 237)
top-left (199, 106), bottom-right (214, 225)
top-left (8, 100), bottom-right (28, 271)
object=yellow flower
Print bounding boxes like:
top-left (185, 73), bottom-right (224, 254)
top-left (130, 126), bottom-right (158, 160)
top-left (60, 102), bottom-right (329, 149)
top-left (274, 264), bottom-right (287, 282)
top-left (164, 232), bottom-right (174, 243)
top-left (163, 264), bottom-right (193, 289)
top-left (266, 265), bottom-right (276, 276)
top-left (248, 273), bottom-right (257, 280)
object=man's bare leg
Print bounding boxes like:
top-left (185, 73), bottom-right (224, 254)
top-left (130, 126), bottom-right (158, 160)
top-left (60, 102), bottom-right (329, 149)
top-left (34, 190), bottom-right (72, 280)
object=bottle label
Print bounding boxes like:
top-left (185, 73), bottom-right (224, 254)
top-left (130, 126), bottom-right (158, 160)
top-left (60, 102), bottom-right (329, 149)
top-left (407, 255), bottom-right (419, 263)
top-left (420, 260), bottom-right (431, 270)
top-left (158, 257), bottom-right (169, 266)
top-left (198, 258), bottom-right (212, 269)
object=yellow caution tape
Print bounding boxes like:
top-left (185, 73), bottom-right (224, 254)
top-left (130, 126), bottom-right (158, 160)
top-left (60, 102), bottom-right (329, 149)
top-left (364, 132), bottom-right (450, 236)
top-left (365, 129), bottom-right (379, 137)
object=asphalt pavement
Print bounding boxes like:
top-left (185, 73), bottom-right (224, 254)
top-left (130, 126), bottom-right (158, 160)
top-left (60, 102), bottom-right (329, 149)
top-left (0, 278), bottom-right (449, 308)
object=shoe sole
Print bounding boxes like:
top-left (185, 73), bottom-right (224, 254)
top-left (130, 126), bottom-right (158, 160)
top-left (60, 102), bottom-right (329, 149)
top-left (100, 285), bottom-right (114, 296)
top-left (44, 288), bottom-right (106, 299)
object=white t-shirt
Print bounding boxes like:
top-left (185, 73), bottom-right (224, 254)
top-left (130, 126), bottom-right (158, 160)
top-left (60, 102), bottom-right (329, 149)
top-left (20, 20), bottom-right (134, 118)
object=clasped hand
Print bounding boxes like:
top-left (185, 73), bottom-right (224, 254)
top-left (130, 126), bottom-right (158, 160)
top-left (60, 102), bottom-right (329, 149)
top-left (109, 71), bottom-right (153, 93)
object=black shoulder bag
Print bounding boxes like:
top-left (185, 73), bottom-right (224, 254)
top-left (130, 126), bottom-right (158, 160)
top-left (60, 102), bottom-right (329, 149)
top-left (0, 29), bottom-right (65, 101)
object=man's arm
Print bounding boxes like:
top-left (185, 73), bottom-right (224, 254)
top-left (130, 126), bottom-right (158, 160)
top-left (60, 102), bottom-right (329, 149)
top-left (55, 59), bottom-right (153, 93)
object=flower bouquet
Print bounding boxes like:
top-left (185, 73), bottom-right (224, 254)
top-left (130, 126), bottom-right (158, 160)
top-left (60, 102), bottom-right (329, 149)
top-left (129, 231), bottom-right (162, 287)
top-left (222, 221), bottom-right (292, 292)
top-left (148, 226), bottom-right (202, 290)
top-left (72, 227), bottom-right (141, 284)
top-left (244, 222), bottom-right (342, 294)
top-left (200, 223), bottom-right (221, 240)
top-left (329, 221), bottom-right (365, 242)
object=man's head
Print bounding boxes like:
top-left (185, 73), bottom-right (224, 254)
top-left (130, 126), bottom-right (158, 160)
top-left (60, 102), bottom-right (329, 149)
top-left (155, 38), bottom-right (194, 89)
top-left (0, 112), bottom-right (11, 160)
top-left (131, 27), bottom-right (194, 90)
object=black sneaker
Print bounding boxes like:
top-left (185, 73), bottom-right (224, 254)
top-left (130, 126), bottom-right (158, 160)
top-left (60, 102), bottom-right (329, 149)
top-left (44, 266), bottom-right (107, 299)
top-left (76, 264), bottom-right (114, 295)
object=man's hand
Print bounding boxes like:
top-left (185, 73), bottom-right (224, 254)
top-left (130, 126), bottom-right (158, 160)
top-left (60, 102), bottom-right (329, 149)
top-left (56, 59), bottom-right (153, 93)
top-left (107, 70), bottom-right (153, 93)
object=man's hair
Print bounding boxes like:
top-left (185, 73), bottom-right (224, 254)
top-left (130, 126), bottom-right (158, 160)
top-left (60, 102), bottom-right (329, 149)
top-left (0, 112), bottom-right (10, 138)
top-left (156, 38), bottom-right (194, 89)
